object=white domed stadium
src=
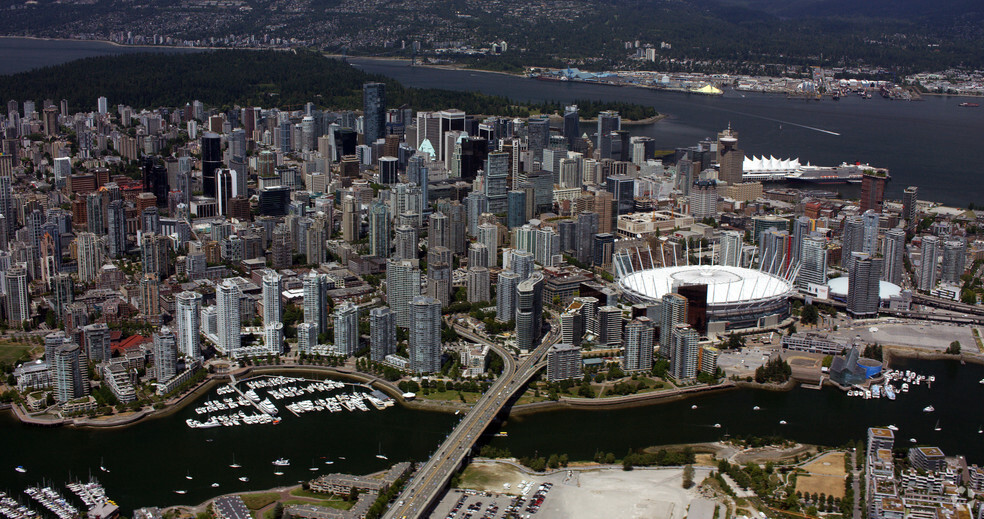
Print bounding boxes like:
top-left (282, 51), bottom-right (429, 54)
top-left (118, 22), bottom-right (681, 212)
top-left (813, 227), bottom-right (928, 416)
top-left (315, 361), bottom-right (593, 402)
top-left (617, 262), bottom-right (796, 329)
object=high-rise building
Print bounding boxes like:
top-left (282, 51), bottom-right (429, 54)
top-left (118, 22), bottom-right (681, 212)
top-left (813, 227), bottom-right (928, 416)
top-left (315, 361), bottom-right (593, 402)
top-left (902, 186), bottom-right (918, 232)
top-left (918, 236), bottom-right (939, 291)
top-left (841, 216), bottom-right (865, 272)
top-left (484, 151), bottom-right (510, 213)
top-left (720, 231), bottom-right (743, 267)
top-left (5, 266), bottom-right (29, 324)
top-left (387, 259), bottom-right (422, 328)
top-left (466, 267), bottom-right (491, 303)
top-left (515, 272), bottom-right (544, 351)
top-left (428, 211), bottom-right (449, 250)
top-left (563, 105), bottom-right (580, 149)
top-left (670, 324), bottom-right (699, 380)
top-left (107, 199), bottom-right (126, 258)
top-left (689, 180), bottom-right (718, 219)
top-left (477, 223), bottom-right (498, 267)
top-left (82, 323), bottom-right (111, 363)
top-left (760, 229), bottom-right (792, 275)
top-left (496, 271), bottom-right (520, 323)
top-left (427, 261), bottom-right (452, 307)
top-left (303, 272), bottom-right (330, 336)
top-left (659, 293), bottom-right (687, 356)
top-left (860, 172), bottom-right (888, 214)
top-left (623, 317), bottom-right (654, 372)
top-left (297, 322), bottom-right (317, 354)
top-left (265, 323), bottom-right (284, 354)
top-left (527, 116), bottom-right (550, 166)
top-left (153, 327), bottom-right (178, 382)
top-left (596, 111), bottom-right (620, 152)
top-left (510, 250), bottom-right (534, 282)
top-left (575, 212), bottom-right (598, 265)
top-left (139, 274), bottom-right (160, 317)
top-left (848, 252), bottom-right (882, 318)
top-left (468, 242), bottom-right (489, 269)
top-left (791, 216), bottom-right (813, 263)
top-left (881, 229), bottom-right (906, 285)
top-left (342, 195), bottom-right (360, 242)
top-left (201, 132), bottom-right (222, 198)
top-left (52, 343), bottom-right (88, 403)
top-left (216, 280), bottom-right (242, 355)
top-left (797, 235), bottom-right (828, 289)
top-left (175, 291), bottom-right (203, 358)
top-left (546, 343), bottom-right (581, 382)
top-left (506, 190), bottom-right (527, 229)
top-left (262, 272), bottom-right (282, 327)
top-left (447, 201), bottom-right (467, 255)
top-left (368, 200), bottom-right (390, 258)
top-left (409, 296), bottom-right (442, 374)
top-left (716, 126), bottom-right (743, 185)
top-left (369, 307), bottom-right (397, 362)
top-left (363, 82), bottom-right (386, 147)
top-left (559, 305), bottom-right (583, 347)
top-left (941, 238), bottom-right (967, 285)
top-left (333, 302), bottom-right (360, 356)
top-left (597, 305), bottom-right (622, 347)
top-left (141, 233), bottom-right (170, 280)
top-left (393, 225), bottom-right (418, 261)
top-left (464, 193), bottom-right (488, 237)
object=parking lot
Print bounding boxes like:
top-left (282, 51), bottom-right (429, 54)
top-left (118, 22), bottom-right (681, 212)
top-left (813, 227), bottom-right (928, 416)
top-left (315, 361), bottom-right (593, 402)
top-left (432, 481), bottom-right (554, 519)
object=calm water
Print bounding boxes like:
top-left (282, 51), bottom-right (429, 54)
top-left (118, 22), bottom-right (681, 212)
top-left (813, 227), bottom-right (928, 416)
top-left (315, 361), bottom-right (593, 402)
top-left (1, 360), bottom-right (980, 512)
top-left (493, 358), bottom-right (984, 463)
top-left (0, 37), bottom-right (201, 75)
top-left (351, 58), bottom-right (984, 207)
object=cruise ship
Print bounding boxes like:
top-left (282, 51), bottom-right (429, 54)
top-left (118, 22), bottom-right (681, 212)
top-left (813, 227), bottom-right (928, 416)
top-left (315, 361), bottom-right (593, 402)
top-left (742, 156), bottom-right (889, 184)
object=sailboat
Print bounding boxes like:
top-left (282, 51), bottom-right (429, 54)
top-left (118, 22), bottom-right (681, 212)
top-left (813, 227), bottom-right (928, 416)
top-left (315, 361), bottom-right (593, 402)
top-left (100, 458), bottom-right (110, 473)
top-left (934, 420), bottom-right (941, 432)
top-left (229, 454), bottom-right (241, 469)
top-left (185, 471), bottom-right (194, 480)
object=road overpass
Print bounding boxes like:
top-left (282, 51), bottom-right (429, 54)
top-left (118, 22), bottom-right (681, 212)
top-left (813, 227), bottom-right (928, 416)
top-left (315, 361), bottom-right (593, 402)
top-left (383, 324), bottom-right (560, 519)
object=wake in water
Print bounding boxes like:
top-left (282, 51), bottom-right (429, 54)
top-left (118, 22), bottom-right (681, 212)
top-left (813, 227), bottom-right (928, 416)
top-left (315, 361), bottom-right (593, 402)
top-left (710, 106), bottom-right (842, 136)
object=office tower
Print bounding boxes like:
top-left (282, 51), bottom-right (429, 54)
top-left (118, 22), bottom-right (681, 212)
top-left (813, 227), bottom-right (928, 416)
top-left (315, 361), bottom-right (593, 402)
top-left (368, 200), bottom-right (390, 258)
top-left (623, 317), bottom-right (654, 372)
top-left (510, 250), bottom-right (534, 282)
top-left (596, 111), bottom-right (620, 151)
top-left (575, 212), bottom-right (598, 265)
top-left (670, 324), bottom-right (699, 380)
top-left (297, 322), bottom-right (317, 354)
top-left (515, 272), bottom-right (544, 351)
top-left (175, 291), bottom-right (202, 358)
top-left (716, 126), bottom-right (743, 185)
top-left (477, 223), bottom-right (498, 267)
top-left (342, 195), bottom-right (360, 242)
top-left (860, 172), bottom-right (888, 213)
top-left (468, 242), bottom-right (489, 269)
top-left (464, 192), bottom-right (488, 237)
top-left (484, 151), bottom-right (510, 213)
top-left (797, 235), bottom-right (828, 289)
top-left (941, 238), bottom-right (967, 284)
top-left (378, 156), bottom-right (399, 184)
top-left (848, 253), bottom-right (882, 317)
top-left (85, 192), bottom-right (105, 235)
top-left (106, 200), bottom-right (126, 258)
top-left (443, 201), bottom-right (465, 255)
top-left (409, 296), bottom-right (442, 374)
top-left (467, 267), bottom-right (491, 303)
top-left (597, 305), bottom-right (622, 347)
top-left (303, 272), bottom-right (330, 336)
top-left (496, 271), bottom-right (520, 322)
top-left (607, 175), bottom-right (635, 215)
top-left (902, 186), bottom-right (918, 232)
top-left (527, 116), bottom-right (550, 166)
top-left (369, 307), bottom-right (397, 362)
top-left (563, 105), bottom-right (580, 149)
top-left (82, 323), bottom-right (111, 363)
top-left (546, 343), bottom-right (581, 382)
top-left (918, 236), bottom-right (939, 291)
top-left (791, 216), bottom-right (812, 263)
top-left (689, 180), bottom-right (718, 219)
top-left (720, 230), bottom-right (743, 267)
top-left (393, 225), bottom-right (418, 261)
top-left (659, 293), bottom-right (687, 355)
top-left (752, 216), bottom-right (788, 245)
top-left (97, 96), bottom-right (107, 114)
top-left (201, 132), bottom-right (222, 198)
top-left (427, 261), bottom-right (452, 307)
top-left (75, 232), bottom-right (102, 283)
top-left (841, 216), bottom-right (865, 272)
top-left (387, 259), bottom-right (422, 328)
top-left (216, 280), bottom-right (241, 355)
top-left (506, 190), bottom-right (527, 229)
top-left (407, 155), bottom-right (429, 205)
top-left (760, 229), bottom-right (792, 275)
top-left (363, 82), bottom-right (386, 147)
top-left (333, 302), bottom-right (360, 356)
top-left (52, 343), bottom-right (88, 403)
top-left (262, 272), bottom-right (282, 327)
top-left (153, 327), bottom-right (178, 382)
top-left (881, 229), bottom-right (906, 285)
top-left (428, 211), bottom-right (449, 250)
top-left (5, 266), bottom-right (28, 323)
top-left (593, 233), bottom-right (614, 269)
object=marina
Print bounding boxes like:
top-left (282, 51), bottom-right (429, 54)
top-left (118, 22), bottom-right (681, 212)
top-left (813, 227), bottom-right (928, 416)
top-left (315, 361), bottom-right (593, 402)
top-left (185, 375), bottom-right (393, 428)
top-left (844, 369), bottom-right (934, 401)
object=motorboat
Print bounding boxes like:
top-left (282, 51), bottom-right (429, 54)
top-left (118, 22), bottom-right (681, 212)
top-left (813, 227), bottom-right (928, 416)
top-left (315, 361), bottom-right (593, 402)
top-left (238, 476), bottom-right (249, 482)
top-left (713, 423), bottom-right (722, 428)
top-left (752, 406), bottom-right (761, 411)
top-left (14, 466), bottom-right (25, 473)
top-left (691, 405), bottom-right (698, 410)
top-left (272, 458), bottom-right (290, 466)
top-left (923, 406), bottom-right (935, 413)
top-left (887, 425), bottom-right (899, 431)
top-left (779, 420), bottom-right (787, 425)
top-left (211, 483), bottom-right (220, 488)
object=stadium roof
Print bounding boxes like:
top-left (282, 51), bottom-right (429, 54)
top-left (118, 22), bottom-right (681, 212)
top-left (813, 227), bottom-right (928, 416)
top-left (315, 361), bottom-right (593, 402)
top-left (619, 265), bottom-right (793, 306)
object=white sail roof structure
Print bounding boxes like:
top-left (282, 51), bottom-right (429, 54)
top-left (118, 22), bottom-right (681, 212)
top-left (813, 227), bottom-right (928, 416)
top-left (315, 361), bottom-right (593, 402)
top-left (743, 155), bottom-right (802, 174)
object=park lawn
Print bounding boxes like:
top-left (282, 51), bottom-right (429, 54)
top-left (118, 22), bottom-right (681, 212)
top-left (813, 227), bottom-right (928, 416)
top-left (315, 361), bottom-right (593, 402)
top-left (418, 390), bottom-right (481, 404)
top-left (279, 498), bottom-right (353, 510)
top-left (0, 341), bottom-right (39, 364)
top-left (239, 492), bottom-right (280, 511)
top-left (459, 462), bottom-right (526, 492)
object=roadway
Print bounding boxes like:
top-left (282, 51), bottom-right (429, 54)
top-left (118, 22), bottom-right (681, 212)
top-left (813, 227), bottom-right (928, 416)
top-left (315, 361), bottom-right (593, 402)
top-left (383, 323), bottom-right (560, 519)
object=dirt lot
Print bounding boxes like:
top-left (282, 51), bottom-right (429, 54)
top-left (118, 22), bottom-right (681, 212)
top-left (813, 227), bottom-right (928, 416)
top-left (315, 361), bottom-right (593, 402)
top-left (458, 462), bottom-right (528, 493)
top-left (795, 452), bottom-right (847, 498)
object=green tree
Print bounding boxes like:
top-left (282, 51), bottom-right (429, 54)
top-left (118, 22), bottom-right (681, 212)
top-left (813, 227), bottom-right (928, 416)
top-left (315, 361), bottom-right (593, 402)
top-left (682, 464), bottom-right (695, 488)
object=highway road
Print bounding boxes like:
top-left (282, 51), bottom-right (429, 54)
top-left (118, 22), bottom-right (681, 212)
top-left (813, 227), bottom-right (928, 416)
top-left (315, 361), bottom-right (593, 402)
top-left (383, 323), bottom-right (560, 519)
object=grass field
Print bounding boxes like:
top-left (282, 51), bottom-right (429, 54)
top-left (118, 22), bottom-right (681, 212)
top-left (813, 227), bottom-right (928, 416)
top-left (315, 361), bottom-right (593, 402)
top-left (239, 493), bottom-right (280, 511)
top-left (0, 340), bottom-right (39, 364)
top-left (458, 462), bottom-right (527, 492)
top-left (801, 453), bottom-right (846, 476)
top-left (418, 390), bottom-right (482, 404)
top-left (795, 452), bottom-right (847, 498)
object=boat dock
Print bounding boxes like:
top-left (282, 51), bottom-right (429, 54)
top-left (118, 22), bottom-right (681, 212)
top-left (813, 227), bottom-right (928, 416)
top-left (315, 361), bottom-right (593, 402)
top-left (227, 374), bottom-right (276, 418)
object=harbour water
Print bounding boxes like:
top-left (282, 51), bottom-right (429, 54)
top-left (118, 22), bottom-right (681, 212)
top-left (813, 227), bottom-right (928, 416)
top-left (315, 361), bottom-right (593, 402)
top-left (1, 359), bottom-right (981, 511)
top-left (0, 37), bottom-right (200, 75)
